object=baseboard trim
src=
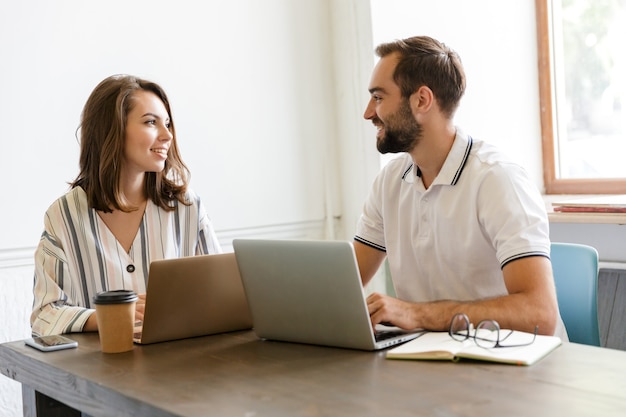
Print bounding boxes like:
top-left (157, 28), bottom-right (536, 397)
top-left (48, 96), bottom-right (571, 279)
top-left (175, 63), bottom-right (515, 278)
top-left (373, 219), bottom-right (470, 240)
top-left (0, 247), bottom-right (35, 269)
top-left (0, 220), bottom-right (328, 269)
top-left (599, 262), bottom-right (626, 271)
top-left (217, 220), bottom-right (327, 250)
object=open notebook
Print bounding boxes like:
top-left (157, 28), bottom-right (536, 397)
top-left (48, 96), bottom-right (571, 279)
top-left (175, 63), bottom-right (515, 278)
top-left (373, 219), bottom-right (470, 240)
top-left (386, 330), bottom-right (562, 366)
top-left (232, 239), bottom-right (422, 351)
top-left (133, 252), bottom-right (252, 344)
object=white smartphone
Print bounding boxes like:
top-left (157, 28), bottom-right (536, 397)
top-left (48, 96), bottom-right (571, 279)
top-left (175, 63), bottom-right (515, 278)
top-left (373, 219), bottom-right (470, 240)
top-left (25, 335), bottom-right (78, 352)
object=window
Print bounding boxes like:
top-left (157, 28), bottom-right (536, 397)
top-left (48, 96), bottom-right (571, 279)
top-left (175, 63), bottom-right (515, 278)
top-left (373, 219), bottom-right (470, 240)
top-left (537, 0), bottom-right (626, 194)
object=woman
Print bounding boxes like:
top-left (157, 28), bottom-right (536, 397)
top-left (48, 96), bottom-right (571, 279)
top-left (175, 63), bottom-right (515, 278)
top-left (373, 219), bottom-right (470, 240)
top-left (31, 75), bottom-right (221, 336)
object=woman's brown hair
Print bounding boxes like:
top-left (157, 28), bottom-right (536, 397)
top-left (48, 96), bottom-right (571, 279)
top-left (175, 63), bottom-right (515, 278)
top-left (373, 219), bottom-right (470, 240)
top-left (71, 74), bottom-right (190, 212)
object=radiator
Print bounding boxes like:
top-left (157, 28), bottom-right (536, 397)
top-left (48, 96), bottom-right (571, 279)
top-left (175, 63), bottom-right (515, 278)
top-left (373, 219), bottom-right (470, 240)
top-left (598, 267), bottom-right (626, 350)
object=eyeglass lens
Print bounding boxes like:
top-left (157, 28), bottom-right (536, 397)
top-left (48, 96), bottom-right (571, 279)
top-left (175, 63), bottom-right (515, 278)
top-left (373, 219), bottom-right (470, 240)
top-left (475, 320), bottom-right (500, 348)
top-left (449, 313), bottom-right (470, 341)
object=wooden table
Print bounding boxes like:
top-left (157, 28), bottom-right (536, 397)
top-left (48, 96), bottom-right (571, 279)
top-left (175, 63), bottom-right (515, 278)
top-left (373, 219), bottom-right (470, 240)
top-left (1, 331), bottom-right (626, 417)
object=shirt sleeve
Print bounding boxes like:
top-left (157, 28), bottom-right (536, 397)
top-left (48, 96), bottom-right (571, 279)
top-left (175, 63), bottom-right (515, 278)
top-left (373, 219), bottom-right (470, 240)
top-left (190, 191), bottom-right (222, 255)
top-left (31, 228), bottom-right (93, 336)
top-left (355, 165), bottom-right (388, 252)
top-left (477, 162), bottom-right (550, 267)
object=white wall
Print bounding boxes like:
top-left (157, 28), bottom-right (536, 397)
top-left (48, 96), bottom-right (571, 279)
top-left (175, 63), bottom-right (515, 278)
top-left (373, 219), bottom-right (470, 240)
top-left (1, 1), bottom-right (332, 252)
top-left (1, 1), bottom-right (544, 415)
top-left (0, 0), bottom-right (545, 253)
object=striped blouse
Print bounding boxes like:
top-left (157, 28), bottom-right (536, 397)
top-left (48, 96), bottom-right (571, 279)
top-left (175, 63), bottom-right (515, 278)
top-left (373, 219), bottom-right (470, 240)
top-left (31, 187), bottom-right (221, 336)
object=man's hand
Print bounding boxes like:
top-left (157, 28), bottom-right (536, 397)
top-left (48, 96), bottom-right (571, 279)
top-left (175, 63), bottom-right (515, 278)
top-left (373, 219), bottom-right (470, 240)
top-left (366, 292), bottom-right (418, 330)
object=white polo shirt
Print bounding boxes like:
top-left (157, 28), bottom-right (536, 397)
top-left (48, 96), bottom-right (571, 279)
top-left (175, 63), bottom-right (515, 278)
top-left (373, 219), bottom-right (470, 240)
top-left (355, 129), bottom-right (551, 303)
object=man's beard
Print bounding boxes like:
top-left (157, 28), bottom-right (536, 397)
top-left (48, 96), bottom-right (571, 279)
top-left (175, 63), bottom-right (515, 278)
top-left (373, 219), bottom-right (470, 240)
top-left (376, 99), bottom-right (423, 154)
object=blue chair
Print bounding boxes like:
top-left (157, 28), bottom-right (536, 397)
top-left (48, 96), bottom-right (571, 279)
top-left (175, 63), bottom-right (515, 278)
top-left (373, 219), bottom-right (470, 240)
top-left (550, 242), bottom-right (601, 346)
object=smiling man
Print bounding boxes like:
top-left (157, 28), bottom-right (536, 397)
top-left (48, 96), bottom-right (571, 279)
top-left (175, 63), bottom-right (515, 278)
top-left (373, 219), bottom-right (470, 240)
top-left (354, 36), bottom-right (567, 339)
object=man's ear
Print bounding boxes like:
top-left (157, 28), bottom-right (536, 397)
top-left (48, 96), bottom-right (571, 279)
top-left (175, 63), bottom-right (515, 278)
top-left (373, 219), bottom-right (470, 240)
top-left (409, 86), bottom-right (434, 114)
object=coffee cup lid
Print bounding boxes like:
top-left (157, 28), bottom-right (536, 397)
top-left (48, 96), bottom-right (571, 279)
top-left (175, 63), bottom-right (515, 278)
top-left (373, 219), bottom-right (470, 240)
top-left (93, 289), bottom-right (138, 305)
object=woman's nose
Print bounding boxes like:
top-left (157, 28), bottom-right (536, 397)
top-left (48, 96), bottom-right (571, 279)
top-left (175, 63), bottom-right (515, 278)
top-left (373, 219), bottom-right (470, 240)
top-left (160, 125), bottom-right (173, 141)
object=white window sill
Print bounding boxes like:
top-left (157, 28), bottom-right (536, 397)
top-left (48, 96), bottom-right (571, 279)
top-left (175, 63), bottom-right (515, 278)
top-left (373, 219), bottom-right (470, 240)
top-left (549, 211), bottom-right (626, 224)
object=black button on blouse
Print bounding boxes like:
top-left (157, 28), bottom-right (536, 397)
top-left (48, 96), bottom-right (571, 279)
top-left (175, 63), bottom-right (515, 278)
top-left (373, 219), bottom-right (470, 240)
top-left (126, 264), bottom-right (136, 273)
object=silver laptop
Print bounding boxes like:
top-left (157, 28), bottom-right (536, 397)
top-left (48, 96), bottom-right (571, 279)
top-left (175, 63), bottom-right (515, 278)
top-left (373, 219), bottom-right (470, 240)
top-left (232, 239), bottom-right (423, 351)
top-left (134, 252), bottom-right (253, 344)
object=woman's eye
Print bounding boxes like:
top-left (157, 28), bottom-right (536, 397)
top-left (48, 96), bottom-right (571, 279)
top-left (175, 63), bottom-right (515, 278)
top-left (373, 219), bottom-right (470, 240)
top-left (145, 119), bottom-right (156, 125)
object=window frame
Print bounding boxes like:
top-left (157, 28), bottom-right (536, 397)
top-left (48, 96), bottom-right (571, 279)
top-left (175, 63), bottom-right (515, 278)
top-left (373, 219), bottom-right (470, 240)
top-left (536, 0), bottom-right (626, 194)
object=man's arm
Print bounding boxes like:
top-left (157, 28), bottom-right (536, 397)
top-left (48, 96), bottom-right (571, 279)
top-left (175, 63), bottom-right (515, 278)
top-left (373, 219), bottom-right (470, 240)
top-left (366, 255), bottom-right (559, 335)
top-left (353, 240), bottom-right (387, 286)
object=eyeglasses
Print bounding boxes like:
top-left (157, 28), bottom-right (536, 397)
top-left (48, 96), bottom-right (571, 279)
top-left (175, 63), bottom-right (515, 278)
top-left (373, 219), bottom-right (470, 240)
top-left (448, 313), bottom-right (538, 349)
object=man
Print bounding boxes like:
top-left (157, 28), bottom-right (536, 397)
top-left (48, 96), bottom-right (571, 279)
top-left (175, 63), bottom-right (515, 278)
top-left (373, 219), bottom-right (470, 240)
top-left (355, 36), bottom-right (566, 338)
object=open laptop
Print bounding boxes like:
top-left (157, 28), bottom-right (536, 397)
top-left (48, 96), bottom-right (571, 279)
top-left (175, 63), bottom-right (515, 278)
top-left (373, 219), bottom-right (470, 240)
top-left (133, 252), bottom-right (253, 344)
top-left (232, 239), bottom-right (423, 351)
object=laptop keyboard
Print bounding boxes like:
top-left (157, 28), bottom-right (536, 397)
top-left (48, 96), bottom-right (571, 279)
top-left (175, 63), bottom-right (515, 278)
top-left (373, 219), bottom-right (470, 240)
top-left (374, 329), bottom-right (407, 342)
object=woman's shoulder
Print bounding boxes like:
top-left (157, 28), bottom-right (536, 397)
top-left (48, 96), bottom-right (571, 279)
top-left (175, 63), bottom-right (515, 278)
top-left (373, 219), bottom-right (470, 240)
top-left (183, 188), bottom-right (200, 202)
top-left (42, 187), bottom-right (91, 232)
top-left (155, 188), bottom-right (203, 214)
top-left (176, 188), bottom-right (201, 207)
top-left (45, 187), bottom-right (88, 213)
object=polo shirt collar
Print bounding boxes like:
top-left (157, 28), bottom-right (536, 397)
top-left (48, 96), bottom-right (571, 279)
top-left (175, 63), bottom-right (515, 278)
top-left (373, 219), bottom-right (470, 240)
top-left (401, 130), bottom-right (473, 186)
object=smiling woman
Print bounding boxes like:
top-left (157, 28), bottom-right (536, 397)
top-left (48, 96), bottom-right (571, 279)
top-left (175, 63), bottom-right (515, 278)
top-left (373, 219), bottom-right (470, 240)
top-left (73, 75), bottom-right (190, 214)
top-left (31, 74), bottom-right (223, 337)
